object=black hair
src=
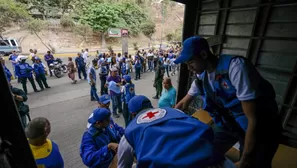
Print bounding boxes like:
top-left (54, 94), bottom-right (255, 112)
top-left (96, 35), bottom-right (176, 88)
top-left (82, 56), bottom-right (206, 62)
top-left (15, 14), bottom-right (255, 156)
top-left (26, 117), bottom-right (49, 139)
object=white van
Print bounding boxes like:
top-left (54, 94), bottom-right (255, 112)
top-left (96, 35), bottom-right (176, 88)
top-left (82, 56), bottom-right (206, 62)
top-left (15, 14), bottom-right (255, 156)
top-left (0, 38), bottom-right (22, 56)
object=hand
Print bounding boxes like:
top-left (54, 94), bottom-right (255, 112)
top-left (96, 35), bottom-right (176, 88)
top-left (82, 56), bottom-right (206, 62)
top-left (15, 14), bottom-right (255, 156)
top-left (108, 143), bottom-right (118, 153)
top-left (174, 101), bottom-right (185, 110)
top-left (116, 83), bottom-right (120, 87)
top-left (234, 162), bottom-right (240, 168)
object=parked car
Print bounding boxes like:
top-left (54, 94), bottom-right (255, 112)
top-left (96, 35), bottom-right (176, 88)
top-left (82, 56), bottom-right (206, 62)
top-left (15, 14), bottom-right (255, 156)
top-left (0, 38), bottom-right (22, 56)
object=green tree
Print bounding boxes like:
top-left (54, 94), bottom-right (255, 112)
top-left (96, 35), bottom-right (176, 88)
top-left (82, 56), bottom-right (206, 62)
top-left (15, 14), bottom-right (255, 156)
top-left (165, 33), bottom-right (174, 41)
top-left (141, 21), bottom-right (156, 47)
top-left (29, 0), bottom-right (60, 19)
top-left (80, 3), bottom-right (122, 48)
top-left (0, 0), bottom-right (30, 36)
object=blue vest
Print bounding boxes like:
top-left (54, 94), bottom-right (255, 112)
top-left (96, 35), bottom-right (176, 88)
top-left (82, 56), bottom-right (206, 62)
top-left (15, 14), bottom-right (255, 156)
top-left (121, 64), bottom-right (127, 75)
top-left (33, 63), bottom-right (45, 76)
top-left (125, 107), bottom-right (225, 168)
top-left (198, 55), bottom-right (276, 131)
top-left (18, 63), bottom-right (32, 78)
top-left (135, 60), bottom-right (141, 68)
top-left (32, 140), bottom-right (64, 168)
top-left (124, 83), bottom-right (135, 104)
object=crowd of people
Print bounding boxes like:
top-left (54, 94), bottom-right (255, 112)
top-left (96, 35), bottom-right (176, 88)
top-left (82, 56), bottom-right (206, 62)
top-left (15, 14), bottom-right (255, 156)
top-left (2, 36), bottom-right (283, 168)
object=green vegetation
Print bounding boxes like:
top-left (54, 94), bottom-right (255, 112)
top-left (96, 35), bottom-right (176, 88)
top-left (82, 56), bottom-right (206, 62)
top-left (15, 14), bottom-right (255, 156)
top-left (0, 0), bottom-right (29, 36)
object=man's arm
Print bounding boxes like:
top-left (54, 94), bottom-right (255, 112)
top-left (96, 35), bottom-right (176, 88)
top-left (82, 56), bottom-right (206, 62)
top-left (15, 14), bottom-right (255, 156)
top-left (229, 58), bottom-right (259, 168)
top-left (80, 133), bottom-right (113, 167)
top-left (114, 122), bottom-right (125, 137)
top-left (117, 136), bottom-right (135, 168)
top-left (175, 81), bottom-right (198, 110)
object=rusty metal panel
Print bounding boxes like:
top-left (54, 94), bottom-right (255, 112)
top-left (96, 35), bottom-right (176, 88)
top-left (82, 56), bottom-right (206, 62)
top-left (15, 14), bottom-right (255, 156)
top-left (261, 40), bottom-right (297, 53)
top-left (257, 52), bottom-right (297, 72)
top-left (198, 25), bottom-right (216, 35)
top-left (201, 0), bottom-right (220, 10)
top-left (225, 25), bottom-right (254, 36)
top-left (270, 5), bottom-right (297, 22)
top-left (200, 13), bottom-right (218, 24)
top-left (265, 23), bottom-right (297, 38)
top-left (222, 38), bottom-right (250, 49)
top-left (221, 48), bottom-right (247, 57)
top-left (230, 0), bottom-right (260, 7)
top-left (228, 10), bottom-right (257, 23)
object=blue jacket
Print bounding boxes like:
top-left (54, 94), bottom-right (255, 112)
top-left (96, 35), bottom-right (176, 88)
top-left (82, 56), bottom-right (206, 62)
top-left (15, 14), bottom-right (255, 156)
top-left (121, 63), bottom-right (127, 75)
top-left (33, 63), bottom-right (45, 76)
top-left (197, 55), bottom-right (276, 131)
top-left (80, 119), bottom-right (124, 168)
top-left (135, 60), bottom-right (141, 68)
top-left (15, 62), bottom-right (33, 78)
top-left (125, 107), bottom-right (225, 168)
top-left (3, 65), bottom-right (12, 82)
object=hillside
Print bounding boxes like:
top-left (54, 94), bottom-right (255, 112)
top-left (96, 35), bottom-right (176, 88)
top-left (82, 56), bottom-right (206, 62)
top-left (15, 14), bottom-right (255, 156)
top-left (3, 2), bottom-right (184, 54)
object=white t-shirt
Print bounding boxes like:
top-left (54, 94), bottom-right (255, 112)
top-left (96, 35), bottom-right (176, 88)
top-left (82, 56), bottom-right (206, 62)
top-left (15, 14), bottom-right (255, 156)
top-left (126, 58), bottom-right (131, 69)
top-left (188, 57), bottom-right (261, 101)
top-left (83, 51), bottom-right (88, 63)
top-left (163, 57), bottom-right (170, 65)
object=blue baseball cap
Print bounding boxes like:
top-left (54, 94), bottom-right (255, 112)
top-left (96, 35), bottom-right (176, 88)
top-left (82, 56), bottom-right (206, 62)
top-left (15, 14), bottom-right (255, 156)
top-left (88, 108), bottom-right (111, 124)
top-left (123, 75), bottom-right (131, 83)
top-left (174, 36), bottom-right (210, 64)
top-left (98, 94), bottom-right (110, 104)
top-left (128, 95), bottom-right (153, 114)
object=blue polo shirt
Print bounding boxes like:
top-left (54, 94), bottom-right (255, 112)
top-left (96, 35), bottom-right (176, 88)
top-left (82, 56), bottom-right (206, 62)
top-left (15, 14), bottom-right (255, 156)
top-left (158, 87), bottom-right (177, 108)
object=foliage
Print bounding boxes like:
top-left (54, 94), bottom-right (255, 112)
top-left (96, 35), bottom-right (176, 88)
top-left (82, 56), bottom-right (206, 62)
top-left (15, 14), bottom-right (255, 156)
top-left (29, 0), bottom-right (60, 19)
top-left (25, 19), bottom-right (49, 34)
top-left (73, 24), bottom-right (92, 41)
top-left (60, 15), bottom-right (75, 28)
top-left (79, 1), bottom-right (148, 36)
top-left (107, 46), bottom-right (113, 53)
top-left (80, 3), bottom-right (121, 32)
top-left (0, 0), bottom-right (30, 35)
top-left (165, 33), bottom-right (174, 41)
top-left (133, 42), bottom-right (139, 51)
top-left (140, 21), bottom-right (156, 39)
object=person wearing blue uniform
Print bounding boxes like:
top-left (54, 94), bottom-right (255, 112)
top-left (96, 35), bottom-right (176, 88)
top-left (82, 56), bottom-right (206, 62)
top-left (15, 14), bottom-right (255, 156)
top-left (174, 36), bottom-right (282, 168)
top-left (121, 75), bottom-right (135, 127)
top-left (134, 56), bottom-right (141, 80)
top-left (117, 95), bottom-right (236, 168)
top-left (8, 50), bottom-right (18, 79)
top-left (75, 52), bottom-right (87, 80)
top-left (44, 51), bottom-right (55, 76)
top-left (80, 108), bottom-right (125, 168)
top-left (99, 58), bottom-right (108, 95)
top-left (1, 57), bottom-right (12, 82)
top-left (15, 56), bottom-right (39, 94)
top-left (33, 58), bottom-right (50, 90)
top-left (26, 117), bottom-right (64, 168)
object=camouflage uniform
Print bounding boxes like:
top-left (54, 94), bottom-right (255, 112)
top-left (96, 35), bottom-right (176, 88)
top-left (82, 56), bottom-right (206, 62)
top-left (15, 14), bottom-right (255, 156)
top-left (153, 63), bottom-right (164, 99)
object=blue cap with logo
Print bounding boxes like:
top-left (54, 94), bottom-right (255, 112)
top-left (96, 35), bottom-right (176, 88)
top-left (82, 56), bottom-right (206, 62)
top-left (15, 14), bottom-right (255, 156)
top-left (98, 94), bottom-right (110, 104)
top-left (174, 36), bottom-right (210, 64)
top-left (123, 75), bottom-right (131, 83)
top-left (128, 95), bottom-right (153, 114)
top-left (88, 108), bottom-right (111, 124)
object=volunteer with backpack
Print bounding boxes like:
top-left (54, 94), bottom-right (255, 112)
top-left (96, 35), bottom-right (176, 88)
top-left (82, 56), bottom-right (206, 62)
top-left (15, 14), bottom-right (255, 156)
top-left (80, 108), bottom-right (125, 168)
top-left (174, 36), bottom-right (282, 168)
top-left (117, 95), bottom-right (236, 168)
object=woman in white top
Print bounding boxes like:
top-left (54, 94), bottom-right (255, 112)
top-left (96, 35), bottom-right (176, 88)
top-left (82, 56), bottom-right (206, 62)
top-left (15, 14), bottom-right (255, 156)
top-left (163, 54), bottom-right (170, 77)
top-left (125, 55), bottom-right (132, 74)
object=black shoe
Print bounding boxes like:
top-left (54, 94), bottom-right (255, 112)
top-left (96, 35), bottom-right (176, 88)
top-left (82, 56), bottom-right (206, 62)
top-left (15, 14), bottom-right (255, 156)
top-left (118, 111), bottom-right (123, 114)
top-left (46, 86), bottom-right (51, 88)
top-left (40, 88), bottom-right (44, 91)
top-left (91, 98), bottom-right (96, 101)
top-left (34, 90), bottom-right (40, 92)
top-left (152, 96), bottom-right (159, 99)
top-left (113, 114), bottom-right (120, 118)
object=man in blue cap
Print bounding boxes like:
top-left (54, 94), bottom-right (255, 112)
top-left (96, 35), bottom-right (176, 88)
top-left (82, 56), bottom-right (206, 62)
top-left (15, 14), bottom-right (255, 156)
top-left (80, 108), bottom-right (125, 168)
top-left (174, 36), bottom-right (282, 168)
top-left (87, 94), bottom-right (111, 129)
top-left (117, 95), bottom-right (236, 168)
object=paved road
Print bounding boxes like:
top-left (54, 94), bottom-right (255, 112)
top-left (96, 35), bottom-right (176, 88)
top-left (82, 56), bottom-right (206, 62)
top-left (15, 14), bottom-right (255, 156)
top-left (11, 68), bottom-right (179, 167)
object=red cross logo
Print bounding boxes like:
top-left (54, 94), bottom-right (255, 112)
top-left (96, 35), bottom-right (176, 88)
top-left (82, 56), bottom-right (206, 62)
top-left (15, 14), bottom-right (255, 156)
top-left (222, 81), bottom-right (229, 89)
top-left (142, 111), bottom-right (159, 119)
